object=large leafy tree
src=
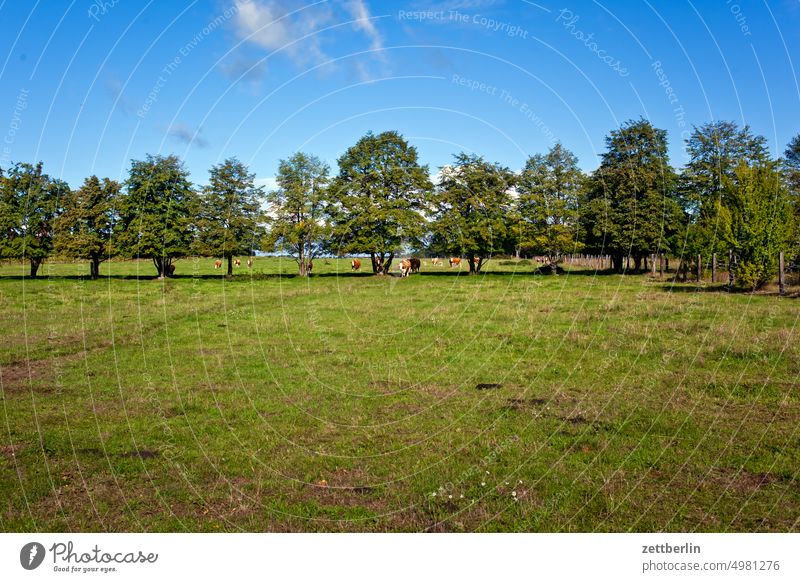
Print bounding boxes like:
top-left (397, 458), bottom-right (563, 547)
top-left (194, 157), bottom-right (265, 277)
top-left (726, 161), bottom-right (794, 289)
top-left (582, 118), bottom-right (684, 273)
top-left (54, 175), bottom-right (120, 279)
top-left (785, 134), bottom-right (800, 192)
top-left (329, 131), bottom-right (432, 274)
top-left (680, 121), bottom-right (770, 265)
top-left (0, 162), bottom-right (69, 277)
top-left (431, 153), bottom-right (515, 274)
top-left (266, 152), bottom-right (329, 277)
top-left (115, 154), bottom-right (195, 278)
top-left (783, 134), bottom-right (800, 260)
top-left (517, 143), bottom-right (585, 272)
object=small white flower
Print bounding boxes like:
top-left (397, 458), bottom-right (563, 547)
top-left (511, 491), bottom-right (517, 497)
top-left (481, 482), bottom-right (486, 486)
top-left (431, 492), bottom-right (437, 497)
top-left (459, 494), bottom-right (464, 499)
top-left (518, 480), bottom-right (523, 484)
top-left (485, 470), bottom-right (490, 475)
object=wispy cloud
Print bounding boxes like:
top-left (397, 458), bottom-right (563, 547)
top-left (104, 76), bottom-right (134, 116)
top-left (231, 0), bottom-right (333, 68)
top-left (167, 123), bottom-right (209, 148)
top-left (219, 55), bottom-right (268, 92)
top-left (225, 1), bottom-right (387, 81)
top-left (344, 0), bottom-right (384, 55)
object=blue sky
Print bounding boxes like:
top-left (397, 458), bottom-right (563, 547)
top-left (1, 0), bottom-right (799, 188)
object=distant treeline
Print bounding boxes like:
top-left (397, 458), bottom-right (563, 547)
top-left (1, 118), bottom-right (798, 289)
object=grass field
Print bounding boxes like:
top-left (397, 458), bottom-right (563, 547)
top-left (1, 257), bottom-right (798, 532)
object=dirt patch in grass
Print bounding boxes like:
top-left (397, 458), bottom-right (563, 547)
top-left (0, 443), bottom-right (24, 460)
top-left (504, 397), bottom-right (547, 411)
top-left (0, 349), bottom-right (99, 395)
top-left (707, 468), bottom-right (782, 493)
top-left (476, 383), bottom-right (502, 390)
top-left (299, 468), bottom-right (387, 512)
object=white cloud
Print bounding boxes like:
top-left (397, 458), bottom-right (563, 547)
top-left (228, 1), bottom-right (386, 79)
top-left (232, 0), bottom-right (333, 68)
top-left (343, 0), bottom-right (384, 55)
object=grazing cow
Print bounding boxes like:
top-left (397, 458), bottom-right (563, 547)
top-left (214, 259), bottom-right (222, 269)
top-left (372, 256), bottom-right (384, 275)
top-left (234, 258), bottom-right (241, 267)
top-left (307, 260), bottom-right (313, 273)
top-left (410, 257), bottom-right (421, 273)
top-left (247, 258), bottom-right (253, 268)
top-left (351, 258), bottom-right (361, 271)
top-left (398, 259), bottom-right (412, 277)
top-left (167, 264), bottom-right (175, 275)
top-left (431, 258), bottom-right (441, 266)
top-left (449, 257), bottom-right (461, 267)
top-left (472, 257), bottom-right (480, 264)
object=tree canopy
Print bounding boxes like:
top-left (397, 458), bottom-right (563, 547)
top-left (582, 118), bottom-right (684, 272)
top-left (517, 143), bottom-right (584, 271)
top-left (329, 131), bottom-right (432, 274)
top-left (266, 152), bottom-right (330, 276)
top-left (115, 154), bottom-right (195, 278)
top-left (194, 157), bottom-right (265, 276)
top-left (54, 175), bottom-right (120, 279)
top-left (0, 161), bottom-right (69, 277)
top-left (431, 153), bottom-right (516, 274)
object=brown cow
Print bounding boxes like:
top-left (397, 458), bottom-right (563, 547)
top-left (247, 258), bottom-right (253, 268)
top-left (351, 258), bottom-right (361, 271)
top-left (398, 259), bottom-right (412, 277)
top-left (449, 257), bottom-right (461, 267)
top-left (372, 256), bottom-right (384, 275)
top-left (167, 264), bottom-right (175, 275)
top-left (214, 259), bottom-right (222, 269)
top-left (410, 257), bottom-right (421, 273)
top-left (234, 258), bottom-right (241, 267)
top-left (306, 260), bottom-right (313, 273)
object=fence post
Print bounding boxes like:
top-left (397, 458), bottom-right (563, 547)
top-left (651, 253), bottom-right (657, 276)
top-left (779, 251), bottom-right (786, 296)
top-left (659, 253), bottom-right (664, 277)
top-left (728, 249), bottom-right (734, 288)
top-left (697, 254), bottom-right (702, 282)
top-left (712, 253), bottom-right (717, 283)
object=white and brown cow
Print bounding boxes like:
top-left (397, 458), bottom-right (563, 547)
top-left (449, 257), bottom-right (461, 268)
top-left (398, 259), bottom-right (412, 277)
top-left (351, 258), bottom-right (361, 271)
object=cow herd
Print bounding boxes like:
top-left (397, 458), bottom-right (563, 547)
top-left (203, 256), bottom-right (478, 275)
top-left (347, 256), bottom-right (476, 276)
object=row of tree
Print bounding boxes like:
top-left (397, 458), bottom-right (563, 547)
top-left (1, 119), bottom-right (798, 288)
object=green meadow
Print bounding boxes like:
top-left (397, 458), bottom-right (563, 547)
top-left (1, 258), bottom-right (798, 532)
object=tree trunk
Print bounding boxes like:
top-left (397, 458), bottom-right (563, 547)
top-left (153, 257), bottom-right (166, 278)
top-left (612, 252), bottom-right (623, 273)
top-left (384, 252), bottom-right (394, 274)
top-left (468, 253), bottom-right (476, 274)
top-left (227, 255), bottom-right (233, 278)
top-left (29, 258), bottom-right (42, 278)
top-left (90, 257), bottom-right (101, 280)
top-left (633, 254), bottom-right (642, 273)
